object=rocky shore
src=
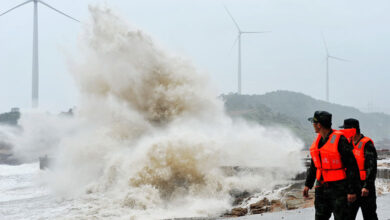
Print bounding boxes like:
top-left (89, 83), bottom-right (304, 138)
top-left (223, 181), bottom-right (314, 218)
top-left (223, 158), bottom-right (390, 218)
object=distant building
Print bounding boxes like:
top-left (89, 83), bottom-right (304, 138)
top-left (11, 107), bottom-right (19, 113)
top-left (60, 108), bottom-right (74, 117)
top-left (0, 108), bottom-right (21, 126)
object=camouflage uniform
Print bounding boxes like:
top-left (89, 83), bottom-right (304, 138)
top-left (348, 135), bottom-right (378, 220)
top-left (305, 130), bottom-right (361, 220)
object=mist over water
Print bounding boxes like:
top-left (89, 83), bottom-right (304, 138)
top-left (2, 6), bottom-right (304, 219)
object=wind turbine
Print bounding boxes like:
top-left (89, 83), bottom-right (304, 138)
top-left (0, 0), bottom-right (79, 108)
top-left (224, 6), bottom-right (269, 95)
top-left (321, 33), bottom-right (349, 102)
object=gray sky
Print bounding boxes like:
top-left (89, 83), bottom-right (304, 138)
top-left (0, 0), bottom-right (389, 114)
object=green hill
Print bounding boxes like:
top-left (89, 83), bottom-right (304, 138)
top-left (222, 91), bottom-right (390, 149)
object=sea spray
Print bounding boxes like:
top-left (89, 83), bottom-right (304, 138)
top-left (4, 5), bottom-right (304, 219)
top-left (5, 112), bottom-right (79, 163)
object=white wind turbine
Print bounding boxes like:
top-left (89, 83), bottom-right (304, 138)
top-left (0, 0), bottom-right (79, 108)
top-left (224, 6), bottom-right (269, 95)
top-left (321, 33), bottom-right (349, 102)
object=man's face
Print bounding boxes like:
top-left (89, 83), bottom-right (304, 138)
top-left (312, 122), bottom-right (321, 133)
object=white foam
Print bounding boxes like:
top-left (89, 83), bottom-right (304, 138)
top-left (1, 5), bottom-right (305, 219)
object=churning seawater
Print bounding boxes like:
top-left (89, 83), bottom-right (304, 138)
top-left (1, 5), bottom-right (304, 220)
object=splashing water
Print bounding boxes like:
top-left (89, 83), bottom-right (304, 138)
top-left (3, 6), bottom-right (304, 219)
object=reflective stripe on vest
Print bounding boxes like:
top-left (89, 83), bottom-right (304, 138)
top-left (309, 130), bottom-right (347, 182)
top-left (352, 136), bottom-right (374, 181)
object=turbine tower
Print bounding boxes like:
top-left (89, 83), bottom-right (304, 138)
top-left (224, 6), bottom-right (269, 95)
top-left (0, 0), bottom-right (79, 108)
top-left (321, 33), bottom-right (349, 102)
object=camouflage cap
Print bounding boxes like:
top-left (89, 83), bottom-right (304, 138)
top-left (308, 111), bottom-right (332, 128)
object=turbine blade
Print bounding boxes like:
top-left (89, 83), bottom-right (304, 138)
top-left (321, 32), bottom-right (329, 55)
top-left (0, 0), bottom-right (33, 17)
top-left (228, 36), bottom-right (239, 55)
top-left (38, 0), bottom-right (80, 22)
top-left (241, 31), bottom-right (271, 34)
top-left (224, 6), bottom-right (240, 32)
top-left (329, 55), bottom-right (350, 62)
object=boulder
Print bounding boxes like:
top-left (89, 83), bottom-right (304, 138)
top-left (229, 207), bottom-right (248, 217)
top-left (249, 198), bottom-right (270, 210)
top-left (286, 199), bottom-right (304, 210)
top-left (251, 206), bottom-right (270, 214)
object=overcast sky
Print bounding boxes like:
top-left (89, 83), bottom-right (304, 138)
top-left (0, 0), bottom-right (389, 114)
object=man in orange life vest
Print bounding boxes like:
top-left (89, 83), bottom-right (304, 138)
top-left (340, 118), bottom-right (378, 220)
top-left (303, 111), bottom-right (361, 220)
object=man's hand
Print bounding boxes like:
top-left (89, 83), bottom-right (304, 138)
top-left (303, 186), bottom-right (310, 198)
top-left (361, 188), bottom-right (369, 197)
top-left (348, 194), bottom-right (357, 203)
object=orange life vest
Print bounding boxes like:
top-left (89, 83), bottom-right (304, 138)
top-left (339, 128), bottom-right (356, 143)
top-left (310, 130), bottom-right (346, 182)
top-left (352, 136), bottom-right (374, 181)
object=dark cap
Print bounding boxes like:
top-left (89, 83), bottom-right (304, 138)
top-left (308, 111), bottom-right (332, 128)
top-left (339, 118), bottom-right (360, 131)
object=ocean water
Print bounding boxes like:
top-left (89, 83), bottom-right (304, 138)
top-left (2, 163), bottom-right (388, 220)
top-left (0, 163), bottom-right (62, 219)
top-left (0, 162), bottom-right (295, 220)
